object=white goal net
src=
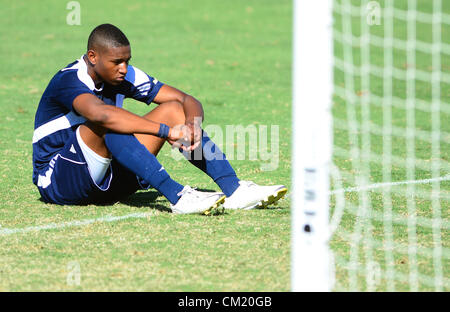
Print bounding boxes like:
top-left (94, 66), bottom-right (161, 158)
top-left (292, 0), bottom-right (449, 291)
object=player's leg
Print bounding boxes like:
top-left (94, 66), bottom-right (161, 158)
top-left (78, 118), bottom-right (225, 214)
top-left (78, 120), bottom-right (111, 158)
top-left (133, 101), bottom-right (185, 156)
top-left (77, 120), bottom-right (183, 204)
top-left (35, 126), bottom-right (113, 205)
top-left (136, 101), bottom-right (241, 197)
top-left (138, 101), bottom-right (287, 210)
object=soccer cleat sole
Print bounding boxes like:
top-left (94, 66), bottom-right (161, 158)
top-left (256, 187), bottom-right (288, 209)
top-left (203, 195), bottom-right (226, 216)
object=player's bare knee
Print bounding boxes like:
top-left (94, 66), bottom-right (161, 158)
top-left (79, 123), bottom-right (110, 158)
top-left (160, 101), bottom-right (185, 125)
top-left (83, 121), bottom-right (109, 137)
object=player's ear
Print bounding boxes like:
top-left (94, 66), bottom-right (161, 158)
top-left (86, 50), bottom-right (98, 66)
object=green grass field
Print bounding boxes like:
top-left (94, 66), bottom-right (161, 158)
top-left (0, 0), bottom-right (292, 291)
top-left (0, 0), bottom-right (448, 292)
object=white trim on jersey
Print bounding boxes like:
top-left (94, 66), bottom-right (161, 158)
top-left (33, 56), bottom-right (103, 144)
top-left (124, 65), bottom-right (158, 97)
top-left (34, 59), bottom-right (158, 144)
top-left (61, 55), bottom-right (104, 92)
top-left (32, 111), bottom-right (86, 143)
top-left (126, 66), bottom-right (149, 86)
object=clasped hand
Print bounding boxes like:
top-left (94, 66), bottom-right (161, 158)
top-left (167, 122), bottom-right (202, 151)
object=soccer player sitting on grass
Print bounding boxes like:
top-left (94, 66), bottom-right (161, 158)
top-left (32, 24), bottom-right (287, 214)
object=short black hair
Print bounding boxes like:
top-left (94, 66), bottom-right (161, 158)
top-left (87, 24), bottom-right (130, 51)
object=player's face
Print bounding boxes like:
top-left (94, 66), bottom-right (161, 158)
top-left (95, 45), bottom-right (131, 85)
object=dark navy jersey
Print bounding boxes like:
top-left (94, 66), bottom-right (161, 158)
top-left (32, 55), bottom-right (164, 185)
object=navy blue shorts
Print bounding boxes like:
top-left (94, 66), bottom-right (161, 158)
top-left (36, 131), bottom-right (151, 205)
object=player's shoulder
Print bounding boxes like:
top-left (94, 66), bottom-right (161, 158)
top-left (49, 57), bottom-right (93, 90)
top-left (125, 65), bottom-right (158, 87)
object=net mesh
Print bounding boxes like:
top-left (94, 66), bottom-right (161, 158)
top-left (330, 0), bottom-right (449, 291)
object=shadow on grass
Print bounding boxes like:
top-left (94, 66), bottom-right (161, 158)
top-left (37, 190), bottom-right (169, 211)
top-left (38, 188), bottom-right (226, 214)
top-left (119, 189), bottom-right (169, 212)
top-left (119, 188), bottom-right (220, 213)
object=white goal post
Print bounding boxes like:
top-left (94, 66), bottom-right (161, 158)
top-left (291, 0), bottom-right (334, 292)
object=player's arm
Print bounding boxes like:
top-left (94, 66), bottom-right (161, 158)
top-left (73, 93), bottom-right (188, 144)
top-left (153, 84), bottom-right (204, 146)
top-left (153, 85), bottom-right (204, 125)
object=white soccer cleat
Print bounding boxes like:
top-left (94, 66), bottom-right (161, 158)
top-left (223, 180), bottom-right (288, 210)
top-left (171, 185), bottom-right (226, 215)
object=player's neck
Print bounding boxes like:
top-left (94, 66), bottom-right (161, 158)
top-left (83, 54), bottom-right (103, 87)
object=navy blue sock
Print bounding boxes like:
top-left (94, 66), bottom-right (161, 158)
top-left (182, 130), bottom-right (240, 197)
top-left (104, 132), bottom-right (184, 204)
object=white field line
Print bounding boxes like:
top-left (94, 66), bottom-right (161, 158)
top-left (285, 174), bottom-right (449, 198)
top-left (0, 175), bottom-right (448, 237)
top-left (0, 212), bottom-right (153, 236)
top-left (329, 174), bottom-right (450, 195)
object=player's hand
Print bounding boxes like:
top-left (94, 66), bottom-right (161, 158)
top-left (185, 120), bottom-right (202, 151)
top-left (167, 124), bottom-right (192, 151)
